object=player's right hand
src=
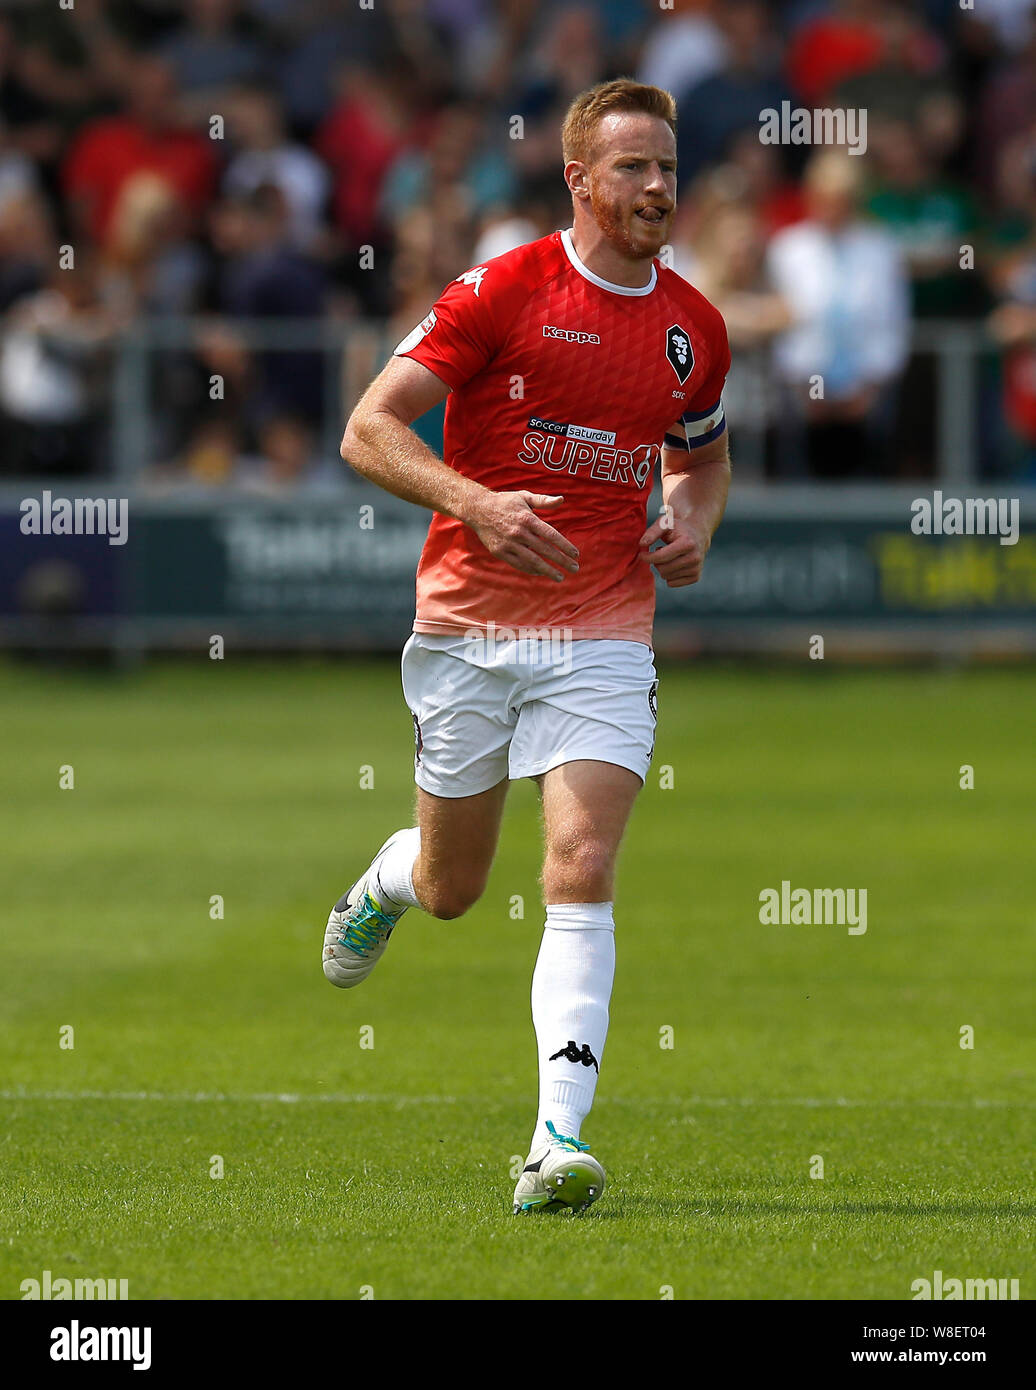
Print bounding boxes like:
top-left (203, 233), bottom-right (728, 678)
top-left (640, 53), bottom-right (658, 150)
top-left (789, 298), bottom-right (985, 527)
top-left (465, 491), bottom-right (580, 581)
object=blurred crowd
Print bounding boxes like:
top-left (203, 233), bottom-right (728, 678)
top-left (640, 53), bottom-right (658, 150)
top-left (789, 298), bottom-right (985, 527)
top-left (1, 0), bottom-right (1035, 486)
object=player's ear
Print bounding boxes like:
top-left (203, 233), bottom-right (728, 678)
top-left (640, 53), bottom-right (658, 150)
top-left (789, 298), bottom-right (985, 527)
top-left (564, 160), bottom-right (590, 201)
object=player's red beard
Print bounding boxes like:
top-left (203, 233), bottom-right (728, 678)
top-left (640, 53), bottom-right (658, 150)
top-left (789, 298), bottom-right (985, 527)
top-left (587, 174), bottom-right (672, 261)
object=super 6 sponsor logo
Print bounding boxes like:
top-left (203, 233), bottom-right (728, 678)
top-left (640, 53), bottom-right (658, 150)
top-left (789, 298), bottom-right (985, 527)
top-left (542, 325), bottom-right (601, 345)
top-left (518, 430), bottom-right (658, 488)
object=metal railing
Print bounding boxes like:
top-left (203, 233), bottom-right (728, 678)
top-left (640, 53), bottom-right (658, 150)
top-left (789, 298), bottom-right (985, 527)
top-left (0, 316), bottom-right (1007, 484)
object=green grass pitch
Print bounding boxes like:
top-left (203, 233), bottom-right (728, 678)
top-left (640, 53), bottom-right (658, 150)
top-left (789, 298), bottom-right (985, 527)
top-left (1, 658), bottom-right (1033, 1300)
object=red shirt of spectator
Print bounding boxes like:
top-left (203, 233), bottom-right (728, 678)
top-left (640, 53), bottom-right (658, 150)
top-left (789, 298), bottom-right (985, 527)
top-left (64, 117), bottom-right (216, 244)
top-left (62, 58), bottom-right (216, 245)
top-left (316, 73), bottom-right (408, 246)
top-left (786, 17), bottom-right (884, 107)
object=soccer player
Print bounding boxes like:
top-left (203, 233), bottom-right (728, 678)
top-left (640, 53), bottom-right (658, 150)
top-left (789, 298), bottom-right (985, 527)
top-left (323, 80), bottom-right (731, 1214)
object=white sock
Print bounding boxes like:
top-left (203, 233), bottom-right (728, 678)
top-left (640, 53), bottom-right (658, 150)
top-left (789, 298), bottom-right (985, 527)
top-left (530, 901), bottom-right (615, 1151)
top-left (372, 827), bottom-right (422, 910)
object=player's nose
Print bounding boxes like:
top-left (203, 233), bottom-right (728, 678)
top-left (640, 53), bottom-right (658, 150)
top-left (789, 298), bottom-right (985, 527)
top-left (642, 164), bottom-right (670, 194)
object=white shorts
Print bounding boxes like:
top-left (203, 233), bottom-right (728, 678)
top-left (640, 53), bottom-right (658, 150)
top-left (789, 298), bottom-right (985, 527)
top-left (401, 631), bottom-right (658, 799)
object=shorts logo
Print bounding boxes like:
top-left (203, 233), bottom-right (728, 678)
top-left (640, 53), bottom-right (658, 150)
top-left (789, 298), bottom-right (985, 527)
top-left (456, 266), bottom-right (487, 296)
top-left (665, 324), bottom-right (694, 384)
top-left (412, 712), bottom-right (423, 764)
top-left (648, 680), bottom-right (658, 721)
top-left (542, 325), bottom-right (601, 344)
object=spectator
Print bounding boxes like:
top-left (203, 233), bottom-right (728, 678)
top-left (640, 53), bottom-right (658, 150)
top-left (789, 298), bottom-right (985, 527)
top-left (99, 172), bottom-right (208, 316)
top-left (158, 0), bottom-right (267, 108)
top-left (767, 150), bottom-right (910, 478)
top-left (211, 182), bottom-right (327, 459)
top-left (974, 10), bottom-right (1036, 195)
top-left (675, 181), bottom-right (791, 350)
top-left (675, 0), bottom-right (790, 183)
top-left (636, 0), bottom-right (727, 99)
top-left (833, 1), bottom-right (956, 139)
top-left (0, 0), bottom-right (1017, 484)
top-left (986, 124), bottom-right (1036, 476)
top-left (784, 0), bottom-right (885, 108)
top-left (316, 63), bottom-right (411, 252)
top-left (223, 84), bottom-right (329, 251)
top-left (275, 5), bottom-right (397, 135)
top-left (0, 255), bottom-right (116, 475)
top-left (0, 189), bottom-right (53, 313)
top-left (865, 118), bottom-right (985, 319)
top-left (716, 129), bottom-right (807, 236)
top-left (380, 101), bottom-right (514, 233)
top-left (0, 113), bottom-right (37, 220)
top-left (62, 54), bottom-right (217, 245)
top-left (673, 176), bottom-right (790, 473)
top-left (472, 204), bottom-right (542, 263)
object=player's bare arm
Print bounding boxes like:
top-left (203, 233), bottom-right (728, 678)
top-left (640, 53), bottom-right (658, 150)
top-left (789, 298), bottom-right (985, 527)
top-left (640, 430), bottom-right (731, 587)
top-left (342, 355), bottom-right (580, 582)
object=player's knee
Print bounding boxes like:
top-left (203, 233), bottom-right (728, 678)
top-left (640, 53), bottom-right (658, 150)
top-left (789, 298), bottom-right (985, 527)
top-left (543, 841), bottom-right (614, 901)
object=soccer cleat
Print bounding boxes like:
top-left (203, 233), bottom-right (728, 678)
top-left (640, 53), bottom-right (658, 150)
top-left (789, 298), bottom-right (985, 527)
top-left (512, 1121), bottom-right (606, 1215)
top-left (322, 832), bottom-right (411, 989)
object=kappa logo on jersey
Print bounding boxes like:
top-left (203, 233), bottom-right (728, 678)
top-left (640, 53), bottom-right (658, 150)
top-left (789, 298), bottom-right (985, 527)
top-left (455, 266), bottom-right (487, 297)
top-left (393, 310), bottom-right (437, 356)
top-left (542, 325), bottom-right (601, 344)
top-left (665, 323), bottom-right (694, 384)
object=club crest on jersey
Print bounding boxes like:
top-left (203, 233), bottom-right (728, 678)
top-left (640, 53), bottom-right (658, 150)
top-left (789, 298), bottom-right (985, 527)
top-left (665, 323), bottom-right (694, 384)
top-left (456, 266), bottom-right (487, 297)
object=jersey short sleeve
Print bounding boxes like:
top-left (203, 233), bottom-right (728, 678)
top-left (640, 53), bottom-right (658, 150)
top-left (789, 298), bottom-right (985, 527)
top-left (664, 306), bottom-right (732, 452)
top-left (393, 264), bottom-right (513, 392)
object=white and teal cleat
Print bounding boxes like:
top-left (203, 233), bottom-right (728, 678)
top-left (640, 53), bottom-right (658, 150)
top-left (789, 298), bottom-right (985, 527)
top-left (322, 833), bottom-right (410, 989)
top-left (512, 1122), bottom-right (606, 1215)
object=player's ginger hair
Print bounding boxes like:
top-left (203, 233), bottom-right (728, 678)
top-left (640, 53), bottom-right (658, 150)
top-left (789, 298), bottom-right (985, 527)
top-left (561, 79), bottom-right (677, 167)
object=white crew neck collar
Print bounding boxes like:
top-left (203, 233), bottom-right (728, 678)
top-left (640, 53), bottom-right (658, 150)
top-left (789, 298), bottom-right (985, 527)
top-left (560, 227), bottom-right (657, 296)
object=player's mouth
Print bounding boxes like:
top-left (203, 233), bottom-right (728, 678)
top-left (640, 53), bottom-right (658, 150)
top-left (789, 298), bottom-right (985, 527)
top-left (634, 206), bottom-right (670, 226)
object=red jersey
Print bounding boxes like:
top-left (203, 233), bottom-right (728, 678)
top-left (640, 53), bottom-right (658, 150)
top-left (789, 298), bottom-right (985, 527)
top-left (395, 229), bottom-right (730, 645)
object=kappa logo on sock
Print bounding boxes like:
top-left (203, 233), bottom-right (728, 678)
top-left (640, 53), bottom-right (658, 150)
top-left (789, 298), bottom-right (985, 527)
top-left (549, 1040), bottom-right (599, 1072)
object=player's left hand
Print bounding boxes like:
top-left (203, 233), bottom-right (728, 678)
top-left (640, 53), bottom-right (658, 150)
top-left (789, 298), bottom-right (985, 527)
top-left (638, 512), bottom-right (710, 588)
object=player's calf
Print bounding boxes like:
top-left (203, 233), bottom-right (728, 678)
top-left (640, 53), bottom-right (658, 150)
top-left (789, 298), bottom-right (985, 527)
top-left (411, 870), bottom-right (487, 921)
